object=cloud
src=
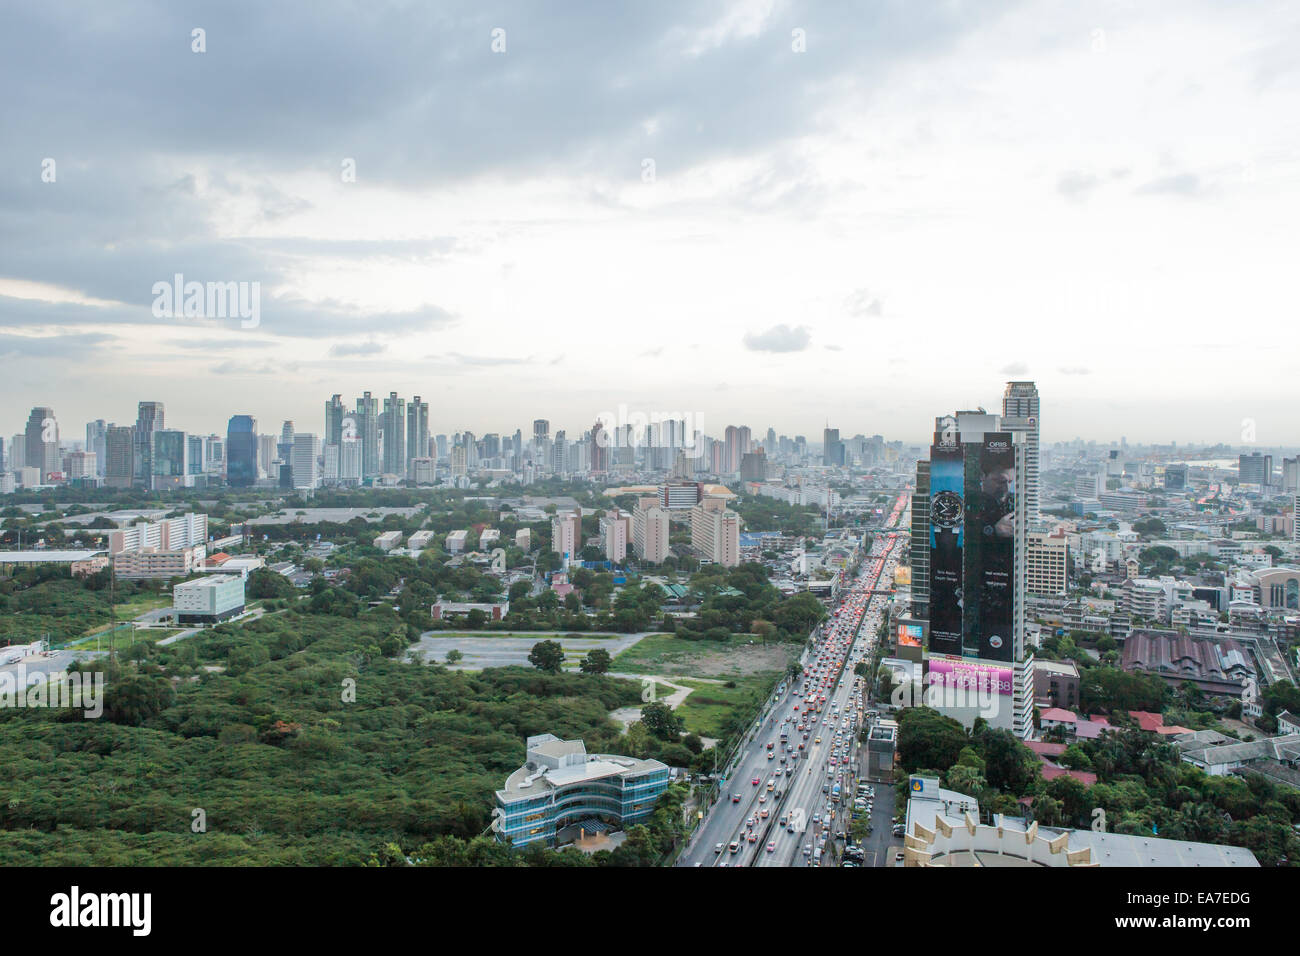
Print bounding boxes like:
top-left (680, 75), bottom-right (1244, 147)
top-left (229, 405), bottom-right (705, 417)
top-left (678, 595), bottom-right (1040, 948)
top-left (1136, 173), bottom-right (1208, 198)
top-left (328, 340), bottom-right (386, 358)
top-left (844, 289), bottom-right (883, 318)
top-left (0, 331), bottom-right (116, 358)
top-left (1057, 365), bottom-right (1091, 376)
top-left (1000, 361), bottom-right (1029, 375)
top-left (743, 324), bottom-right (811, 353)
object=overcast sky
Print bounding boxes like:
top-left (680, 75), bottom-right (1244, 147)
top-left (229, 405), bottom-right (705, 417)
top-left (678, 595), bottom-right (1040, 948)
top-left (2, 0), bottom-right (1298, 447)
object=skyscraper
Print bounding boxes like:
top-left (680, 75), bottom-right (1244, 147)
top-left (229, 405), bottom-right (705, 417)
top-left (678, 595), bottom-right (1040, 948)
top-left (105, 425), bottom-right (134, 488)
top-left (356, 391), bottom-right (380, 478)
top-left (1001, 381), bottom-right (1040, 523)
top-left (324, 394), bottom-right (346, 447)
top-left (406, 395), bottom-right (429, 470)
top-left (134, 401), bottom-right (164, 486)
top-left (923, 408), bottom-right (1032, 738)
top-left (293, 433), bottom-right (322, 490)
top-left (25, 406), bottom-right (59, 482)
top-left (381, 392), bottom-right (406, 475)
top-left (150, 429), bottom-right (189, 490)
top-left (86, 420), bottom-right (107, 476)
top-left (823, 426), bottom-right (843, 467)
top-left (226, 415), bottom-right (258, 488)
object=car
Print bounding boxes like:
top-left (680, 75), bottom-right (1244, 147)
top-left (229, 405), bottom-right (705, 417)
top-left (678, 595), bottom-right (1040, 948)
top-left (729, 841), bottom-right (740, 853)
top-left (766, 841), bottom-right (776, 854)
top-left (760, 807), bottom-right (769, 818)
top-left (759, 795), bottom-right (767, 804)
top-left (732, 793), bottom-right (741, 803)
top-left (752, 776), bottom-right (761, 786)
top-left (714, 842), bottom-right (724, 854)
top-left (747, 832), bottom-right (757, 843)
top-left (803, 844), bottom-right (812, 856)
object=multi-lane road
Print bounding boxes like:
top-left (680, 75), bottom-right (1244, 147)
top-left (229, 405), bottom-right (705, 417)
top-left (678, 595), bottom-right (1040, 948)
top-left (680, 493), bottom-right (909, 868)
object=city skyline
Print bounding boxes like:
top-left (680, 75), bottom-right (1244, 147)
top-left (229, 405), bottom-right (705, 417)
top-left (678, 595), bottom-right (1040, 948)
top-left (2, 1), bottom-right (1298, 442)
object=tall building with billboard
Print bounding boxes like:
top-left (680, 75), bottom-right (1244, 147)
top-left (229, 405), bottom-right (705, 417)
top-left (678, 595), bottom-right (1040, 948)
top-left (910, 459), bottom-right (930, 620)
top-left (922, 409), bottom-right (1033, 738)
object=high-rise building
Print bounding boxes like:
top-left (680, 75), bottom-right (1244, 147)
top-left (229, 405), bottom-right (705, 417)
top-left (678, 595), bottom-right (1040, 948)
top-left (356, 391), bottom-right (380, 478)
top-left (325, 394), bottom-right (346, 447)
top-left (1283, 457), bottom-right (1300, 493)
top-left (105, 425), bottom-right (134, 488)
top-left (690, 497), bottom-right (740, 567)
top-left (823, 427), bottom-right (843, 467)
top-left (293, 433), bottom-right (322, 490)
top-left (381, 392), bottom-right (406, 475)
top-left (911, 459), bottom-right (930, 619)
top-left (134, 401), bottom-right (164, 486)
top-left (1239, 452), bottom-right (1273, 487)
top-left (533, 419), bottom-right (550, 444)
top-left (600, 508), bottom-right (630, 563)
top-left (590, 420), bottom-right (609, 474)
top-left (278, 421), bottom-right (295, 467)
top-left (150, 429), bottom-right (189, 489)
top-left (1001, 381), bottom-right (1040, 522)
top-left (1026, 529), bottom-right (1068, 596)
top-left (24, 406), bottom-right (59, 482)
top-left (258, 434), bottom-right (277, 479)
top-left (632, 498), bottom-right (671, 564)
top-left (1164, 463), bottom-right (1188, 491)
top-left (406, 396), bottom-right (430, 467)
top-left (922, 408), bottom-right (1033, 738)
top-left (226, 415), bottom-right (258, 488)
top-left (552, 510), bottom-right (581, 563)
top-left (86, 420), bottom-right (107, 476)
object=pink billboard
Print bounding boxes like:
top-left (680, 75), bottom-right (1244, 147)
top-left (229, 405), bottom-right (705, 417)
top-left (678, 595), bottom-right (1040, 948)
top-left (925, 656), bottom-right (1014, 696)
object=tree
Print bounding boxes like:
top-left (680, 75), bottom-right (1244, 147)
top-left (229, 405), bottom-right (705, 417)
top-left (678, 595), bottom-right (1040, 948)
top-left (445, 649), bottom-right (463, 665)
top-left (640, 700), bottom-right (684, 741)
top-left (528, 640), bottom-right (565, 674)
top-left (580, 648), bottom-right (612, 674)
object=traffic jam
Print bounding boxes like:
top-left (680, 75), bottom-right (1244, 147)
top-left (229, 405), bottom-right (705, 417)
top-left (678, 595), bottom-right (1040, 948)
top-left (715, 493), bottom-right (908, 866)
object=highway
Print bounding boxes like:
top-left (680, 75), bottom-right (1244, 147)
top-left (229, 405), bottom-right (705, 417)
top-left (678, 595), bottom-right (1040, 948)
top-left (680, 492), bottom-right (909, 867)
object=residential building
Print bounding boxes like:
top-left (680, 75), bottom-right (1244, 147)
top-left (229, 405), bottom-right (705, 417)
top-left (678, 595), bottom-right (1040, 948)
top-left (600, 508), bottom-right (630, 563)
top-left (690, 497), bottom-right (740, 567)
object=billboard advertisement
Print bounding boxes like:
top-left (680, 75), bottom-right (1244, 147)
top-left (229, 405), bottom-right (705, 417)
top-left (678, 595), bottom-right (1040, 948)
top-left (897, 622), bottom-right (924, 647)
top-left (925, 655), bottom-right (1014, 697)
top-left (927, 436), bottom-right (964, 657)
top-left (962, 432), bottom-right (1015, 661)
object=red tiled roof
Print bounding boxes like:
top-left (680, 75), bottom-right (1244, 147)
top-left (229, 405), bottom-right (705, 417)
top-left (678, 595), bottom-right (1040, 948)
top-left (1040, 762), bottom-right (1098, 786)
top-left (1129, 710), bottom-right (1165, 732)
top-left (206, 552), bottom-right (231, 564)
top-left (1040, 708), bottom-right (1077, 723)
top-left (1026, 740), bottom-right (1068, 757)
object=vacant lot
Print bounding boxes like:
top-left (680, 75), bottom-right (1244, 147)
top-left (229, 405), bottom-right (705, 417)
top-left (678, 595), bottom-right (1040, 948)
top-left (611, 634), bottom-right (796, 679)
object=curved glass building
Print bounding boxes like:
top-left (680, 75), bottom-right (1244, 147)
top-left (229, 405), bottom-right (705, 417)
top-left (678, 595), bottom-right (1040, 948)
top-left (494, 734), bottom-right (670, 847)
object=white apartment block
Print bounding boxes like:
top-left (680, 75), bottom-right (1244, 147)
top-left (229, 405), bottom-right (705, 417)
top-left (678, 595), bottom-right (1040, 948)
top-left (1026, 529), bottom-right (1068, 596)
top-left (552, 510), bottom-right (581, 562)
top-left (600, 509), bottom-right (630, 563)
top-left (408, 530), bottom-right (435, 549)
top-left (109, 513), bottom-right (208, 554)
top-left (446, 529), bottom-right (468, 553)
top-left (374, 530), bottom-right (402, 551)
top-left (691, 497), bottom-right (741, 567)
top-left (515, 528), bottom-right (531, 551)
top-left (633, 497), bottom-right (671, 564)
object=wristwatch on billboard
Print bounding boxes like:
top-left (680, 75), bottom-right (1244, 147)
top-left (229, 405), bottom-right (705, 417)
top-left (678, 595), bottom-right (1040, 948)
top-left (930, 491), bottom-right (962, 530)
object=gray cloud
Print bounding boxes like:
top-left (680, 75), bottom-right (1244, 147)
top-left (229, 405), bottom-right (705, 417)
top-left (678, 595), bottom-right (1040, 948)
top-left (329, 341), bottom-right (387, 358)
top-left (1058, 365), bottom-right (1091, 376)
top-left (743, 324), bottom-right (811, 353)
top-left (1000, 361), bottom-right (1029, 375)
top-left (1136, 172), bottom-right (1208, 198)
top-left (844, 289), bottom-right (883, 318)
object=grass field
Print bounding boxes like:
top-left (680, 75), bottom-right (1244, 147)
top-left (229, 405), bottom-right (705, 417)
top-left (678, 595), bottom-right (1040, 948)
top-left (670, 676), bottom-right (776, 739)
top-left (611, 633), bottom-right (796, 679)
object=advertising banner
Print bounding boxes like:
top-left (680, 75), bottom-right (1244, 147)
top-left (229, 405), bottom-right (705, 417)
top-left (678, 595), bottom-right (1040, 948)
top-left (962, 432), bottom-right (1015, 661)
top-left (928, 437), bottom-right (964, 656)
top-left (925, 655), bottom-right (1014, 696)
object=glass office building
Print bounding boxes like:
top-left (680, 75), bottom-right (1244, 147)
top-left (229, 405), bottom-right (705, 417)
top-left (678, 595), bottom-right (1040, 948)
top-left (494, 734), bottom-right (670, 847)
top-left (226, 415), bottom-right (258, 488)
